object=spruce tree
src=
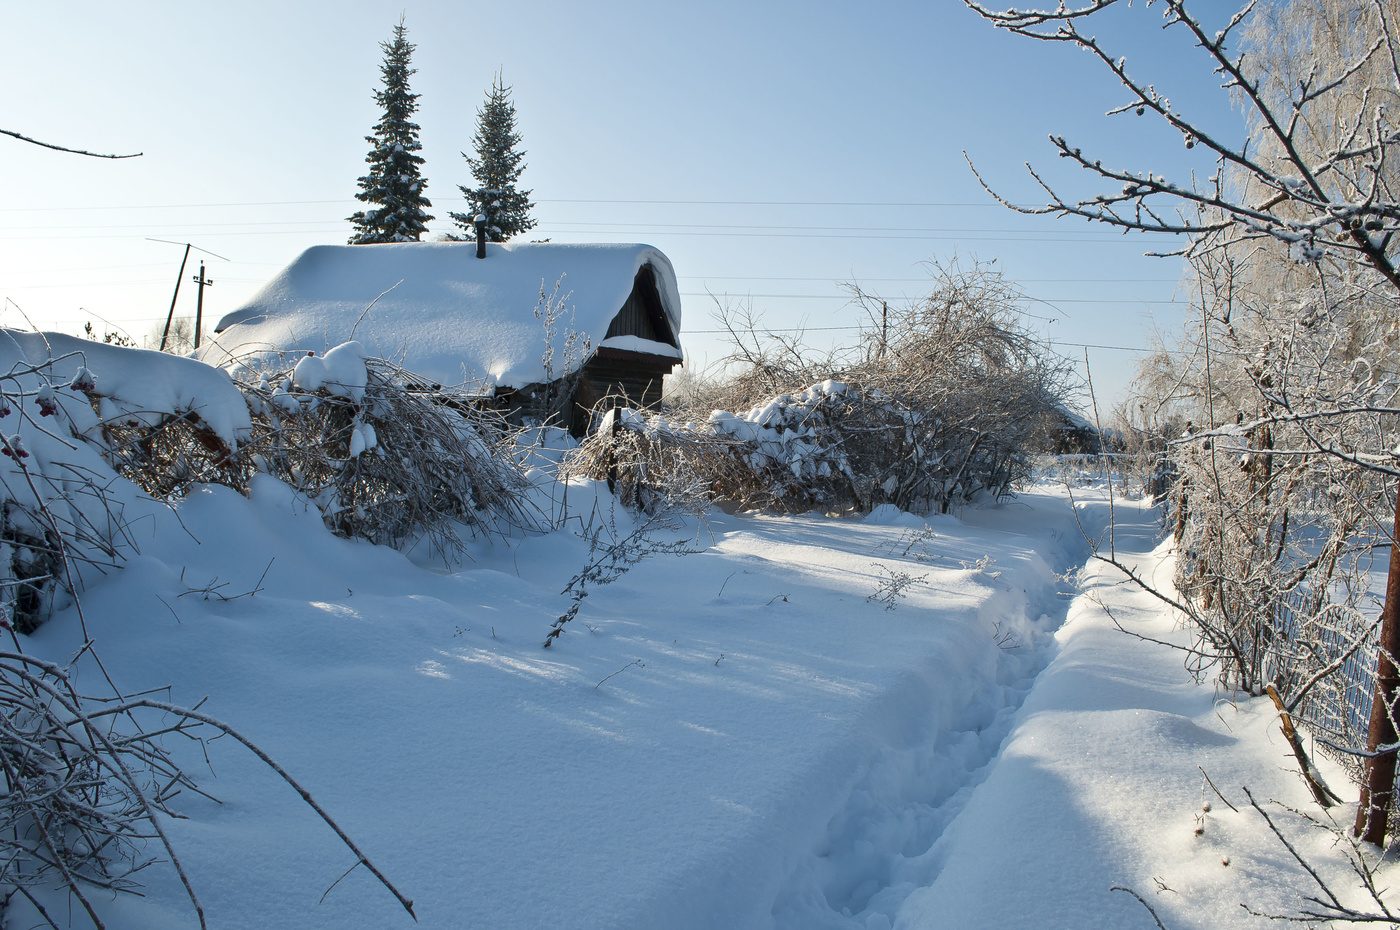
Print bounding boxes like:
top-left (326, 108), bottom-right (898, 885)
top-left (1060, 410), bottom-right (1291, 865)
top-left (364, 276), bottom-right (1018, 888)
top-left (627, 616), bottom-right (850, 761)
top-left (348, 18), bottom-right (433, 244)
top-left (449, 75), bottom-right (536, 242)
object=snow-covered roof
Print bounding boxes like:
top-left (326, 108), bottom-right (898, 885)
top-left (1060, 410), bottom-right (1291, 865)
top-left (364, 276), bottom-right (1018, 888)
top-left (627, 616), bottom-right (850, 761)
top-left (207, 241), bottom-right (683, 390)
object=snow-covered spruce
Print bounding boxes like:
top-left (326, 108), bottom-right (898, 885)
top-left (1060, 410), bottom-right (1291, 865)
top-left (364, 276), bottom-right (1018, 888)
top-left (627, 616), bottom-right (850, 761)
top-left (347, 18), bottom-right (433, 244)
top-left (447, 74), bottom-right (535, 243)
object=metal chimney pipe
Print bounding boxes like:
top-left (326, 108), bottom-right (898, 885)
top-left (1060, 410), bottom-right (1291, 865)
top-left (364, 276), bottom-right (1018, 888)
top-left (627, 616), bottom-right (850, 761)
top-left (474, 214), bottom-right (487, 259)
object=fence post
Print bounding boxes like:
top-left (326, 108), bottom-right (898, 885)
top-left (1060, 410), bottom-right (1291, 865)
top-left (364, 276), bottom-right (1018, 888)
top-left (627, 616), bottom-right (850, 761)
top-left (1355, 489), bottom-right (1400, 845)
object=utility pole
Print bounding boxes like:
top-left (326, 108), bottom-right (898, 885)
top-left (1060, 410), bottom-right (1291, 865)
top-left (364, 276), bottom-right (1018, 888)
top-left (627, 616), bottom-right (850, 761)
top-left (191, 262), bottom-right (213, 350)
top-left (1356, 490), bottom-right (1400, 845)
top-left (147, 239), bottom-right (228, 352)
top-left (159, 244), bottom-right (192, 352)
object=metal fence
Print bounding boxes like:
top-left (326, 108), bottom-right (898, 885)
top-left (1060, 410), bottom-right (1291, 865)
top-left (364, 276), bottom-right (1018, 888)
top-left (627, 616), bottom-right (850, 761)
top-left (1274, 587), bottom-right (1378, 781)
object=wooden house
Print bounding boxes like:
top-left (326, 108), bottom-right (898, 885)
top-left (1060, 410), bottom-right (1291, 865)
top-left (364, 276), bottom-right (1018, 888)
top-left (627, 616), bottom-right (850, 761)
top-left (207, 241), bottom-right (683, 434)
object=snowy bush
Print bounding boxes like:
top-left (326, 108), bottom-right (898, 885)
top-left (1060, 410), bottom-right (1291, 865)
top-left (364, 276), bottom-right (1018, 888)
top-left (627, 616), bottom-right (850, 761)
top-left (0, 330), bottom-right (541, 630)
top-left (574, 372), bottom-right (1050, 517)
top-left (646, 257), bottom-right (1070, 516)
top-left (566, 407), bottom-right (753, 514)
top-left (0, 331), bottom-right (248, 631)
top-left (0, 653), bottom-right (416, 928)
top-left (231, 344), bottom-right (539, 556)
top-left (0, 332), bottom-right (415, 926)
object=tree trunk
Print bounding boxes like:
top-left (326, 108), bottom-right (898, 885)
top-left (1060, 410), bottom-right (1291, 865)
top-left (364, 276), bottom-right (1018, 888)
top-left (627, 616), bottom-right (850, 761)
top-left (1355, 489), bottom-right (1400, 845)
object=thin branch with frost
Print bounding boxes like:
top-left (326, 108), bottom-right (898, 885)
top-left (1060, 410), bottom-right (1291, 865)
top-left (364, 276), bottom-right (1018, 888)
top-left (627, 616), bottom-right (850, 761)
top-left (121, 699), bottom-right (416, 920)
top-left (962, 0), bottom-right (1400, 290)
top-left (0, 128), bottom-right (141, 159)
top-left (1240, 787), bottom-right (1399, 923)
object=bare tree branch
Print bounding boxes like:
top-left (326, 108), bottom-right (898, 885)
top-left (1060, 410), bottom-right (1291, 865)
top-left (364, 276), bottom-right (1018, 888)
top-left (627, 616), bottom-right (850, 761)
top-left (0, 128), bottom-right (140, 159)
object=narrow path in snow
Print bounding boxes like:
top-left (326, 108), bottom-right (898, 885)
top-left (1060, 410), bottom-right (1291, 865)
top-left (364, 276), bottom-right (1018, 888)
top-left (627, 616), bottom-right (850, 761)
top-left (768, 493), bottom-right (1124, 930)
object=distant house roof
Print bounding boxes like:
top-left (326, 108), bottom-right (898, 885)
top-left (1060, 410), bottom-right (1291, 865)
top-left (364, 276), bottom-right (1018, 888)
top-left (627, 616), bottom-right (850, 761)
top-left (206, 241), bottom-right (682, 390)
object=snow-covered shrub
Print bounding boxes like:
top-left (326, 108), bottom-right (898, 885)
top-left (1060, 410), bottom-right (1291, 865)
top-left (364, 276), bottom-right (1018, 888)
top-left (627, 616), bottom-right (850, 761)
top-left (0, 332), bottom-right (413, 927)
top-left (0, 332), bottom-right (246, 631)
top-left (0, 329), bottom-right (540, 621)
top-left (706, 381), bottom-right (859, 512)
top-left (577, 371), bottom-right (1047, 517)
top-left (232, 344), bottom-right (538, 555)
top-left (566, 407), bottom-right (753, 514)
top-left (662, 257), bottom-right (1071, 516)
top-left (837, 257), bottom-right (1071, 511)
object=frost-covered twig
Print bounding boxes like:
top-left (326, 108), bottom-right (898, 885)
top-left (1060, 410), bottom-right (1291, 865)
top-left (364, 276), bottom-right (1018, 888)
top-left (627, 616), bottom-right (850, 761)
top-left (595, 659), bottom-right (644, 690)
top-left (1109, 886), bottom-right (1170, 930)
top-left (1240, 786), bottom-right (1399, 924)
top-left (865, 564), bottom-right (930, 611)
top-left (544, 504), bottom-right (705, 647)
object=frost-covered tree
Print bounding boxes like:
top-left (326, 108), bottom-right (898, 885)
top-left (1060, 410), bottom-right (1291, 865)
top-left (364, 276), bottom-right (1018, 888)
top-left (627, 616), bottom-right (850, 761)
top-left (449, 75), bottom-right (536, 242)
top-left (963, 0), bottom-right (1400, 843)
top-left (348, 18), bottom-right (433, 244)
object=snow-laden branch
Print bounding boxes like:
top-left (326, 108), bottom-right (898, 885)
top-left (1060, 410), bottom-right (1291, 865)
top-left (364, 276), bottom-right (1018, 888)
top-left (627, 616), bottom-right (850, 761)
top-left (0, 127), bottom-right (141, 159)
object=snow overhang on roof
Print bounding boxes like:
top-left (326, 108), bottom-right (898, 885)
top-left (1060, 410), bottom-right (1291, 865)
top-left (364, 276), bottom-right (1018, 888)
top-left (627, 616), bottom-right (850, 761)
top-left (205, 241), bottom-right (683, 390)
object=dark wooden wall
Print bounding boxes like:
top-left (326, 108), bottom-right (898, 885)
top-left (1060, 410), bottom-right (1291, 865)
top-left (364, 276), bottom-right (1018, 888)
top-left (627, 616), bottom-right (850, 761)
top-left (603, 264), bottom-right (678, 348)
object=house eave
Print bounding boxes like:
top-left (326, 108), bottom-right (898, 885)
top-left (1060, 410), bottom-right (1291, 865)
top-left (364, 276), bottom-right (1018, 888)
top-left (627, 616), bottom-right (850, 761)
top-left (591, 346), bottom-right (681, 371)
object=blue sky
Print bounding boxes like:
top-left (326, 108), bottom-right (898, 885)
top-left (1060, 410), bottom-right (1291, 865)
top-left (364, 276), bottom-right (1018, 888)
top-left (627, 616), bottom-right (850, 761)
top-left (0, 1), bottom-right (1243, 408)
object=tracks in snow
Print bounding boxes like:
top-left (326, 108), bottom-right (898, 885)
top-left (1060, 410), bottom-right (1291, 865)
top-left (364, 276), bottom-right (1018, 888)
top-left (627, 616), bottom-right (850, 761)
top-left (768, 514), bottom-right (1100, 930)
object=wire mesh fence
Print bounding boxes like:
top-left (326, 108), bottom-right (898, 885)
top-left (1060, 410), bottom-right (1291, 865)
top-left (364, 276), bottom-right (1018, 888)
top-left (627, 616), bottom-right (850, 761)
top-left (1273, 586), bottom-right (1379, 783)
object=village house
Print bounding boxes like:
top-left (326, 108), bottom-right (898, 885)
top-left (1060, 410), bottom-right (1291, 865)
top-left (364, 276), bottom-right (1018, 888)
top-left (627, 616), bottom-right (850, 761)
top-left (207, 240), bottom-right (683, 434)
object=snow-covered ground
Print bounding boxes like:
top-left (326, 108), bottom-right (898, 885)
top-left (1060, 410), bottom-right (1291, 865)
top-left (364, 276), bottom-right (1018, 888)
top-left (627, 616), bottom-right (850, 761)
top-left (16, 471), bottom-right (1379, 929)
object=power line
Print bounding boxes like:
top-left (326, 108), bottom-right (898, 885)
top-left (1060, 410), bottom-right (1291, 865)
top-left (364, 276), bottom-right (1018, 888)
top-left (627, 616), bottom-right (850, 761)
top-left (535, 229), bottom-right (1159, 244)
top-left (680, 291), bottom-right (1178, 304)
top-left (686, 325), bottom-right (863, 334)
top-left (0, 267), bottom-right (1179, 287)
top-left (546, 220), bottom-right (1128, 236)
top-left (0, 229), bottom-right (345, 242)
top-left (0, 280), bottom-right (1178, 303)
top-left (1050, 340), bottom-right (1152, 352)
top-left (680, 275), bottom-right (1181, 283)
top-left (0, 199), bottom-right (353, 213)
top-left (539, 199), bottom-right (1023, 208)
top-left (9, 219), bottom-right (348, 232)
top-left (1, 216), bottom-right (1153, 239)
top-left (0, 227), bottom-right (1176, 244)
top-left (673, 324), bottom-right (1152, 352)
top-left (0, 197), bottom-right (1030, 213)
top-left (2, 278), bottom-right (265, 290)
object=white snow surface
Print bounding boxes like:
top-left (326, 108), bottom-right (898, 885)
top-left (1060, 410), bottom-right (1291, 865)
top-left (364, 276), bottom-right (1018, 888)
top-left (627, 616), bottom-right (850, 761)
top-left (0, 329), bottom-right (251, 448)
top-left (291, 340), bottom-right (369, 402)
top-left (205, 241), bottom-right (683, 389)
top-left (599, 334), bottom-right (683, 358)
top-left (15, 468), bottom-right (1373, 929)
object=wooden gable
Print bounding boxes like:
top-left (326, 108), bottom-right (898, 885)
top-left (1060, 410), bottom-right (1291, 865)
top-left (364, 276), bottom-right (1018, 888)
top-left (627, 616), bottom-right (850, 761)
top-left (602, 264), bottom-right (678, 349)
